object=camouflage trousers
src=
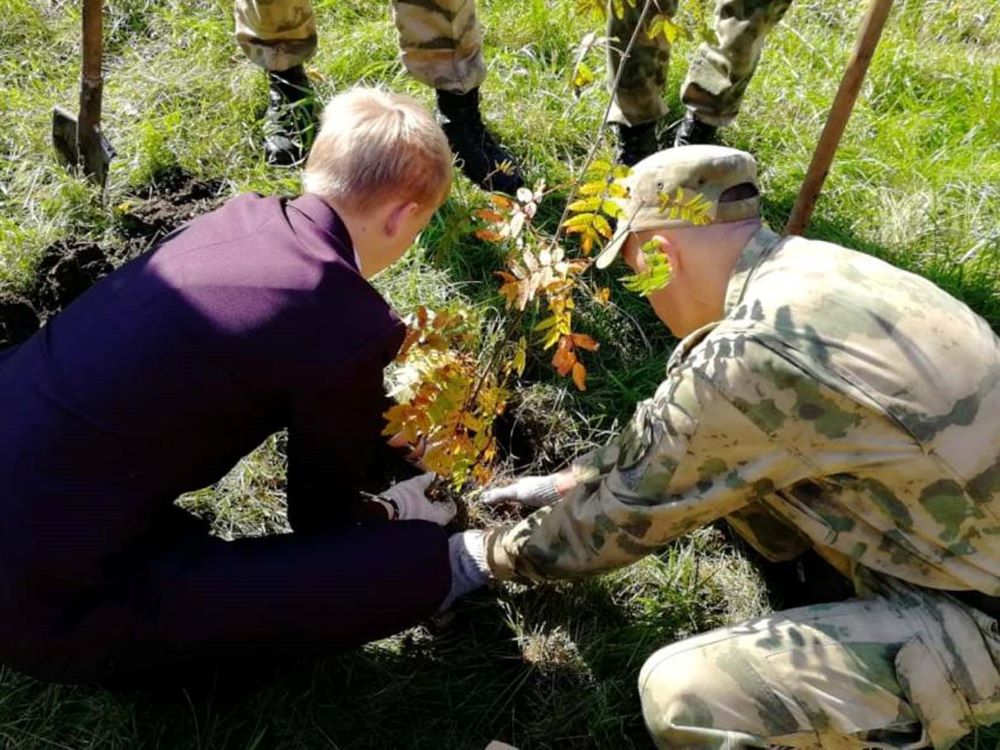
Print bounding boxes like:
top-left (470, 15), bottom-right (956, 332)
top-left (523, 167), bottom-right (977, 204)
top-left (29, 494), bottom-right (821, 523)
top-left (235, 0), bottom-right (787, 122)
top-left (608, 0), bottom-right (792, 126)
top-left (638, 573), bottom-right (1000, 749)
top-left (234, 0), bottom-right (485, 92)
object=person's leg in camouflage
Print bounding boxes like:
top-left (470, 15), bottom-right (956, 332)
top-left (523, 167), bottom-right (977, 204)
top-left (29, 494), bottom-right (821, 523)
top-left (675, 0), bottom-right (792, 146)
top-left (393, 0), bottom-right (522, 193)
top-left (606, 0), bottom-right (676, 166)
top-left (638, 576), bottom-right (1000, 749)
top-left (235, 0), bottom-right (319, 165)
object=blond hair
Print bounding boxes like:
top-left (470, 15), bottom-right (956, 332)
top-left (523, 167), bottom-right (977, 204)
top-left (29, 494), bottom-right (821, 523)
top-left (303, 87), bottom-right (453, 212)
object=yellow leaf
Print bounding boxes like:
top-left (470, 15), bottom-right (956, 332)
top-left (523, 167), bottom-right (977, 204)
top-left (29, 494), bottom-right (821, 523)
top-left (594, 287), bottom-right (611, 305)
top-left (601, 200), bottom-right (624, 218)
top-left (541, 325), bottom-right (563, 350)
top-left (562, 213), bottom-right (597, 229)
top-left (572, 60), bottom-right (596, 91)
top-left (513, 336), bottom-right (527, 376)
top-left (568, 197), bottom-right (602, 213)
top-left (534, 315), bottom-right (560, 332)
top-left (577, 181), bottom-right (607, 196)
top-left (607, 181), bottom-right (629, 198)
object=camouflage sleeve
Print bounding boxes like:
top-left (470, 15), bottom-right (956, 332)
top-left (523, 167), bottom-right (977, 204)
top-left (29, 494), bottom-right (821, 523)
top-left (485, 360), bottom-right (807, 582)
top-left (567, 438), bottom-right (622, 480)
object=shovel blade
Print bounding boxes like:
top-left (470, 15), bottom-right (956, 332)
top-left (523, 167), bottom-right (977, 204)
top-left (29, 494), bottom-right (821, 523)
top-left (52, 106), bottom-right (80, 168)
top-left (79, 122), bottom-right (115, 188)
top-left (51, 106), bottom-right (115, 188)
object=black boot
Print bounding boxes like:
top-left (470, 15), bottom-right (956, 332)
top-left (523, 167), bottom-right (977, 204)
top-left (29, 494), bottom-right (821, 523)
top-left (614, 121), bottom-right (659, 167)
top-left (263, 65), bottom-right (318, 167)
top-left (673, 111), bottom-right (718, 148)
top-left (436, 88), bottom-right (523, 194)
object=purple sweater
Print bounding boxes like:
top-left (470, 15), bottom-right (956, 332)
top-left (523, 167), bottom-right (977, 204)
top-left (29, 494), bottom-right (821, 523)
top-left (0, 194), bottom-right (413, 637)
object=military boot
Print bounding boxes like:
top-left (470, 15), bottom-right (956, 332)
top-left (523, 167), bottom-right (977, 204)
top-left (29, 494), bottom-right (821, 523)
top-left (263, 65), bottom-right (318, 167)
top-left (672, 110), bottom-right (718, 148)
top-left (614, 121), bottom-right (658, 167)
top-left (436, 88), bottom-right (523, 194)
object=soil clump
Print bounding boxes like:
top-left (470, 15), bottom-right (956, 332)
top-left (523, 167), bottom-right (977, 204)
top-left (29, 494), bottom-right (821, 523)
top-left (115, 167), bottom-right (225, 257)
top-left (0, 239), bottom-right (113, 349)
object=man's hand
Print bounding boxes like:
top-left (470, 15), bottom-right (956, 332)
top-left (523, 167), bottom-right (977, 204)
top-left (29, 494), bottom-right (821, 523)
top-left (439, 530), bottom-right (490, 610)
top-left (386, 432), bottom-right (427, 463)
top-left (481, 471), bottom-right (574, 508)
top-left (379, 472), bottom-right (456, 526)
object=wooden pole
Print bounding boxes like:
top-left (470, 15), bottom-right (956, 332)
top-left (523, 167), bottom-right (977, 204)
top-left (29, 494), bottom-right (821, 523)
top-left (78, 0), bottom-right (111, 185)
top-left (785, 0), bottom-right (894, 236)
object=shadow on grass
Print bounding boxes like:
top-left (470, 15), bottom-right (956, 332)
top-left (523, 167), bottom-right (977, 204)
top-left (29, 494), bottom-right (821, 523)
top-left (0, 584), bottom-right (669, 749)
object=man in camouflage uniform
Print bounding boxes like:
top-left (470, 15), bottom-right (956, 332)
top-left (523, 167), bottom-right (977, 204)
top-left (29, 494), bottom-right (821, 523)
top-left (234, 0), bottom-right (789, 173)
top-left (234, 0), bottom-right (521, 190)
top-left (444, 145), bottom-right (1000, 748)
top-left (610, 0), bottom-right (792, 164)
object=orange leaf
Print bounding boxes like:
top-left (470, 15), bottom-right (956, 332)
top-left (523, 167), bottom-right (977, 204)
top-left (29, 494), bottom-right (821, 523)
top-left (570, 333), bottom-right (599, 351)
top-left (475, 229), bottom-right (505, 243)
top-left (476, 209), bottom-right (505, 223)
top-left (572, 361), bottom-right (587, 391)
top-left (552, 340), bottom-right (577, 376)
top-left (395, 328), bottom-right (421, 360)
top-left (489, 194), bottom-right (514, 210)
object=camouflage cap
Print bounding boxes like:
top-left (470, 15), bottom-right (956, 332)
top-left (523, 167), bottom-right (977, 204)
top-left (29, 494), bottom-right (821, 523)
top-left (595, 145), bottom-right (761, 269)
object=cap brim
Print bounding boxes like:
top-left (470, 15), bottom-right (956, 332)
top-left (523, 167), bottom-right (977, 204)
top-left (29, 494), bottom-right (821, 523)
top-left (595, 227), bottom-right (629, 270)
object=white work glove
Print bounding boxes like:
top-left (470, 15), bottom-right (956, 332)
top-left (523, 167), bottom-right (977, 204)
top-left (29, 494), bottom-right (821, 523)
top-left (440, 530), bottom-right (490, 611)
top-left (481, 475), bottom-right (562, 508)
top-left (377, 472), bottom-right (456, 526)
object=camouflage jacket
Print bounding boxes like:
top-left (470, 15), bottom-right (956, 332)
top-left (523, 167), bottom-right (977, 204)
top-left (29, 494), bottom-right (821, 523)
top-left (485, 227), bottom-right (1000, 593)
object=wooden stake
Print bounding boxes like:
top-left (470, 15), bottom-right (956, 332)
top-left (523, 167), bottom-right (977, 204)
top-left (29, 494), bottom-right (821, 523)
top-left (785, 0), bottom-right (894, 236)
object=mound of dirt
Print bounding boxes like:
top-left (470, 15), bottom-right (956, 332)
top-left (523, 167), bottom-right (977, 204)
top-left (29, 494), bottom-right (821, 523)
top-left (0, 295), bottom-right (40, 349)
top-left (32, 239), bottom-right (114, 317)
top-left (0, 168), bottom-right (225, 351)
top-left (0, 239), bottom-right (114, 349)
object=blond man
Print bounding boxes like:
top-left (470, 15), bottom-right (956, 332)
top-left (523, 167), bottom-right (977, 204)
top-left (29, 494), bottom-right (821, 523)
top-left (0, 88), bottom-right (459, 684)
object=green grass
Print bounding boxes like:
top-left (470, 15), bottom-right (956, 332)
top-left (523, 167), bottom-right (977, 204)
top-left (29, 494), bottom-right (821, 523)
top-left (1, 0), bottom-right (999, 747)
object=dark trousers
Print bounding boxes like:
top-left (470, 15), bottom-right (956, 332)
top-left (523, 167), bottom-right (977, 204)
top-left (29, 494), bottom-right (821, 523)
top-left (1, 509), bottom-right (450, 685)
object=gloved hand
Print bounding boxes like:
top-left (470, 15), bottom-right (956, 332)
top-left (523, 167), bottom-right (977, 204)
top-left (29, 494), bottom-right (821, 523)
top-left (481, 475), bottom-right (562, 508)
top-left (439, 530), bottom-right (490, 611)
top-left (378, 472), bottom-right (456, 526)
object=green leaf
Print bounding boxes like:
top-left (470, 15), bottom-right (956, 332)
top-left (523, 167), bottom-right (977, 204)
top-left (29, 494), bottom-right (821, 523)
top-left (619, 239), bottom-right (672, 296)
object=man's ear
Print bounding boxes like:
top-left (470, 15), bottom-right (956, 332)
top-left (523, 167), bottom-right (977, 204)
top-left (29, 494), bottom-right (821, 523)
top-left (653, 234), bottom-right (681, 276)
top-left (385, 201), bottom-right (420, 238)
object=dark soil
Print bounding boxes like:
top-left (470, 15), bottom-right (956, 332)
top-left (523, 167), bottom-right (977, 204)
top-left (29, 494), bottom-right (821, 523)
top-left (0, 239), bottom-right (112, 349)
top-left (0, 168), bottom-right (224, 350)
top-left (114, 167), bottom-right (224, 258)
top-left (32, 240), bottom-right (114, 317)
